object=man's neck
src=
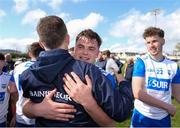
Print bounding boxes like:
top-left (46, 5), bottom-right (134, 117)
top-left (149, 53), bottom-right (164, 62)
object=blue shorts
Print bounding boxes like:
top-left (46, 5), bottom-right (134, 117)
top-left (130, 109), bottom-right (171, 127)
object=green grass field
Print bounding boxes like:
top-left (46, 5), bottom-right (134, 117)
top-left (116, 99), bottom-right (180, 127)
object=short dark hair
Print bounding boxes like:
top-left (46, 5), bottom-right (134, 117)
top-left (143, 27), bottom-right (164, 39)
top-left (76, 29), bottom-right (102, 48)
top-left (0, 53), bottom-right (5, 60)
top-left (102, 50), bottom-right (111, 57)
top-left (27, 42), bottom-right (44, 58)
top-left (37, 15), bottom-right (68, 49)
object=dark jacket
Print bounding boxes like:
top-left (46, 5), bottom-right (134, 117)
top-left (125, 63), bottom-right (134, 82)
top-left (21, 49), bottom-right (133, 127)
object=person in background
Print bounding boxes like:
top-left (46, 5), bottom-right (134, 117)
top-left (8, 42), bottom-right (45, 127)
top-left (102, 50), bottom-right (119, 75)
top-left (2, 53), bottom-right (16, 126)
top-left (0, 53), bottom-right (11, 127)
top-left (95, 51), bottom-right (107, 70)
top-left (3, 53), bottom-right (15, 73)
top-left (131, 27), bottom-right (180, 127)
top-left (124, 57), bottom-right (134, 83)
top-left (102, 50), bottom-right (125, 84)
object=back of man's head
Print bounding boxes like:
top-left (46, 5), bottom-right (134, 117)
top-left (27, 42), bottom-right (44, 59)
top-left (37, 15), bottom-right (68, 49)
top-left (143, 27), bottom-right (164, 39)
top-left (76, 29), bottom-right (102, 48)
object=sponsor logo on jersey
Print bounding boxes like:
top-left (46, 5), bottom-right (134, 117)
top-left (29, 90), bottom-right (72, 101)
top-left (1, 84), bottom-right (6, 89)
top-left (147, 77), bottom-right (170, 91)
top-left (168, 70), bottom-right (171, 76)
top-left (147, 68), bottom-right (155, 73)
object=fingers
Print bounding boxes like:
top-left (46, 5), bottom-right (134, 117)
top-left (56, 108), bottom-right (76, 114)
top-left (70, 72), bottom-right (84, 86)
top-left (64, 84), bottom-right (71, 94)
top-left (85, 75), bottom-right (92, 89)
top-left (46, 88), bottom-right (57, 99)
top-left (56, 103), bottom-right (75, 109)
top-left (49, 104), bottom-right (76, 121)
top-left (63, 73), bottom-right (76, 90)
top-left (53, 113), bottom-right (75, 121)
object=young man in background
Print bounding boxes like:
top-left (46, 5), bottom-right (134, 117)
top-left (131, 27), bottom-right (180, 127)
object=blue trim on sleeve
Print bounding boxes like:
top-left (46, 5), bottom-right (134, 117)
top-left (10, 73), bottom-right (15, 82)
top-left (106, 73), bottom-right (116, 88)
top-left (172, 66), bottom-right (180, 84)
top-left (97, 65), bottom-right (116, 88)
top-left (133, 58), bottom-right (145, 77)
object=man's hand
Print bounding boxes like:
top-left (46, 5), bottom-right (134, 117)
top-left (23, 89), bottom-right (76, 121)
top-left (63, 72), bottom-right (94, 107)
top-left (165, 103), bottom-right (176, 117)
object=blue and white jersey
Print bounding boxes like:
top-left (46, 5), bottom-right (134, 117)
top-left (133, 53), bottom-right (180, 120)
top-left (10, 61), bottom-right (35, 125)
top-left (0, 72), bottom-right (10, 123)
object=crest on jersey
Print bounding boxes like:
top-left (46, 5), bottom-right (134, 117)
top-left (1, 84), bottom-right (6, 89)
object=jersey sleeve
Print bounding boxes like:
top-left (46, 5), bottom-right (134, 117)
top-left (172, 66), bottom-right (180, 84)
top-left (133, 57), bottom-right (145, 77)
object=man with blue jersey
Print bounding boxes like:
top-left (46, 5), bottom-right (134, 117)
top-left (21, 15), bottom-right (133, 127)
top-left (8, 42), bottom-right (45, 127)
top-left (0, 53), bottom-right (11, 127)
top-left (131, 27), bottom-right (180, 127)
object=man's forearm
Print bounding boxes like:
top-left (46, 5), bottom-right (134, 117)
top-left (138, 90), bottom-right (173, 111)
top-left (83, 98), bottom-right (115, 127)
top-left (172, 84), bottom-right (180, 103)
top-left (23, 100), bottom-right (38, 118)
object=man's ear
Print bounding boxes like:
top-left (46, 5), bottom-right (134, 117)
top-left (28, 52), bottom-right (32, 58)
top-left (162, 38), bottom-right (165, 45)
top-left (96, 50), bottom-right (100, 57)
top-left (65, 34), bottom-right (70, 45)
top-left (39, 41), bottom-right (45, 49)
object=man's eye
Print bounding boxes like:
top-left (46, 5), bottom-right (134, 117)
top-left (89, 48), bottom-right (95, 51)
top-left (78, 45), bottom-right (83, 48)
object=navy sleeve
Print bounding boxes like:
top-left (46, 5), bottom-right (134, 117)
top-left (133, 57), bottom-right (145, 77)
top-left (20, 69), bottom-right (31, 98)
top-left (89, 66), bottom-right (133, 122)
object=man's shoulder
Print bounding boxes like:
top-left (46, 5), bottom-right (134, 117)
top-left (14, 61), bottom-right (34, 73)
top-left (75, 60), bottom-right (98, 69)
top-left (1, 72), bottom-right (11, 77)
top-left (74, 60), bottom-right (103, 79)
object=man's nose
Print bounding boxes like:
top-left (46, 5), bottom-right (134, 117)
top-left (83, 49), bottom-right (88, 55)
